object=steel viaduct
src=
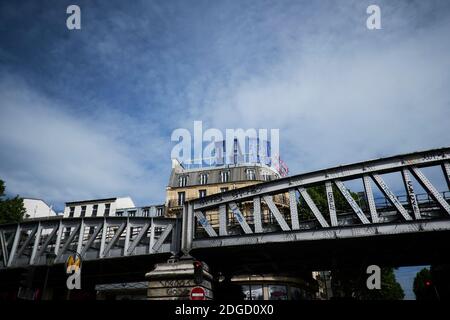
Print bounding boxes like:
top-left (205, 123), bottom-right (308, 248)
top-left (1, 147), bottom-right (450, 290)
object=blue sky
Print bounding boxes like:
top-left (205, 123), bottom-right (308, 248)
top-left (1, 1), bottom-right (449, 298)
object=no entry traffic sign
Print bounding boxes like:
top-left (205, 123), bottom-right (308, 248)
top-left (190, 286), bottom-right (206, 300)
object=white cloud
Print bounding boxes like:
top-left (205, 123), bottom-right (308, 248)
top-left (0, 77), bottom-right (169, 209)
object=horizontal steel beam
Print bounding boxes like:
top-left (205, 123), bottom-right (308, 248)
top-left (191, 220), bottom-right (450, 249)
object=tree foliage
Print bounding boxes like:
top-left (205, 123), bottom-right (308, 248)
top-left (0, 179), bottom-right (25, 224)
top-left (413, 268), bottom-right (437, 300)
top-left (332, 267), bottom-right (404, 300)
top-left (297, 185), bottom-right (365, 221)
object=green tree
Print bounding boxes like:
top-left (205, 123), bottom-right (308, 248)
top-left (413, 268), bottom-right (437, 300)
top-left (331, 267), bottom-right (404, 300)
top-left (298, 184), bottom-right (404, 300)
top-left (0, 179), bottom-right (25, 224)
top-left (297, 185), bottom-right (363, 221)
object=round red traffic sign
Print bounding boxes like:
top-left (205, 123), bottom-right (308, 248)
top-left (190, 286), bottom-right (206, 300)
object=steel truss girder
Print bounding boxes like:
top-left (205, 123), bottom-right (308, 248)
top-left (0, 217), bottom-right (177, 269)
top-left (193, 147), bottom-right (450, 211)
top-left (191, 220), bottom-right (450, 250)
top-left (187, 148), bottom-right (450, 249)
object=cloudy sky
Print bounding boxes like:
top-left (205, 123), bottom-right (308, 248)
top-left (1, 0), bottom-right (449, 210)
top-left (1, 0), bottom-right (449, 299)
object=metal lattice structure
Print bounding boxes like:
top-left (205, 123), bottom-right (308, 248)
top-left (181, 147), bottom-right (450, 252)
top-left (0, 217), bottom-right (179, 269)
top-left (1, 147), bottom-right (450, 270)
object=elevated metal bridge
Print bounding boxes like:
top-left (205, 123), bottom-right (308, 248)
top-left (182, 147), bottom-right (450, 257)
top-left (0, 216), bottom-right (180, 269)
top-left (1, 147), bottom-right (450, 272)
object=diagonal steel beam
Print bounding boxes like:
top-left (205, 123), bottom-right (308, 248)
top-left (54, 220), bottom-right (63, 255)
top-left (298, 187), bottom-right (330, 228)
top-left (30, 223), bottom-right (43, 265)
top-left (229, 202), bottom-right (253, 234)
top-left (55, 224), bottom-right (81, 262)
top-left (81, 223), bottom-right (103, 257)
top-left (363, 175), bottom-right (379, 223)
top-left (335, 180), bottom-right (371, 224)
top-left (102, 222), bottom-right (126, 258)
top-left (37, 225), bottom-right (59, 258)
top-left (16, 226), bottom-right (38, 259)
top-left (371, 174), bottom-right (413, 221)
top-left (151, 223), bottom-right (174, 253)
top-left (7, 225), bottom-right (21, 267)
top-left (263, 196), bottom-right (291, 231)
top-left (442, 161), bottom-right (450, 190)
top-left (126, 222), bottom-right (150, 255)
top-left (0, 230), bottom-right (7, 266)
top-left (410, 166), bottom-right (450, 215)
top-left (194, 210), bottom-right (217, 237)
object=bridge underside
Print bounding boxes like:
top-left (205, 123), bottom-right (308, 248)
top-left (0, 253), bottom-right (172, 293)
top-left (190, 223), bottom-right (450, 275)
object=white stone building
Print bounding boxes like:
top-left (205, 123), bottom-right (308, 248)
top-left (23, 198), bottom-right (57, 219)
top-left (63, 197), bottom-right (135, 218)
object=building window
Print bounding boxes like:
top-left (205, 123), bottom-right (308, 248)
top-left (80, 206), bottom-right (86, 217)
top-left (246, 169), bottom-right (256, 180)
top-left (179, 175), bottom-right (188, 187)
top-left (220, 187), bottom-right (229, 193)
top-left (69, 206), bottom-right (75, 217)
top-left (92, 204), bottom-right (98, 217)
top-left (262, 172), bottom-right (271, 181)
top-left (157, 207), bottom-right (163, 216)
top-left (200, 173), bottom-right (208, 185)
top-left (178, 192), bottom-right (186, 206)
top-left (220, 171), bottom-right (230, 183)
top-left (242, 284), bottom-right (264, 300)
top-left (268, 285), bottom-right (288, 300)
top-left (128, 211), bottom-right (136, 217)
top-left (143, 209), bottom-right (149, 217)
top-left (104, 203), bottom-right (111, 217)
top-left (116, 211), bottom-right (123, 217)
top-left (199, 189), bottom-right (207, 198)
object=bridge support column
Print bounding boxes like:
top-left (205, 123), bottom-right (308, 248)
top-left (145, 257), bottom-right (213, 300)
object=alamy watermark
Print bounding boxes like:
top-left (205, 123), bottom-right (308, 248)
top-left (65, 253), bottom-right (82, 290)
top-left (171, 121), bottom-right (282, 170)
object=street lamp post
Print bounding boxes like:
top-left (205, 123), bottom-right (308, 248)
top-left (42, 253), bottom-right (56, 300)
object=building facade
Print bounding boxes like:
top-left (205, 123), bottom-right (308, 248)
top-left (23, 198), bottom-right (57, 219)
top-left (165, 159), bottom-right (286, 218)
top-left (62, 197), bottom-right (135, 218)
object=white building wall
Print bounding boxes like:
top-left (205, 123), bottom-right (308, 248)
top-left (23, 199), bottom-right (57, 219)
top-left (116, 197), bottom-right (135, 210)
top-left (62, 197), bottom-right (135, 218)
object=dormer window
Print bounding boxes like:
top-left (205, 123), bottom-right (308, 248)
top-left (220, 171), bottom-right (230, 183)
top-left (200, 173), bottom-right (208, 185)
top-left (246, 169), bottom-right (256, 180)
top-left (179, 175), bottom-right (188, 187)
